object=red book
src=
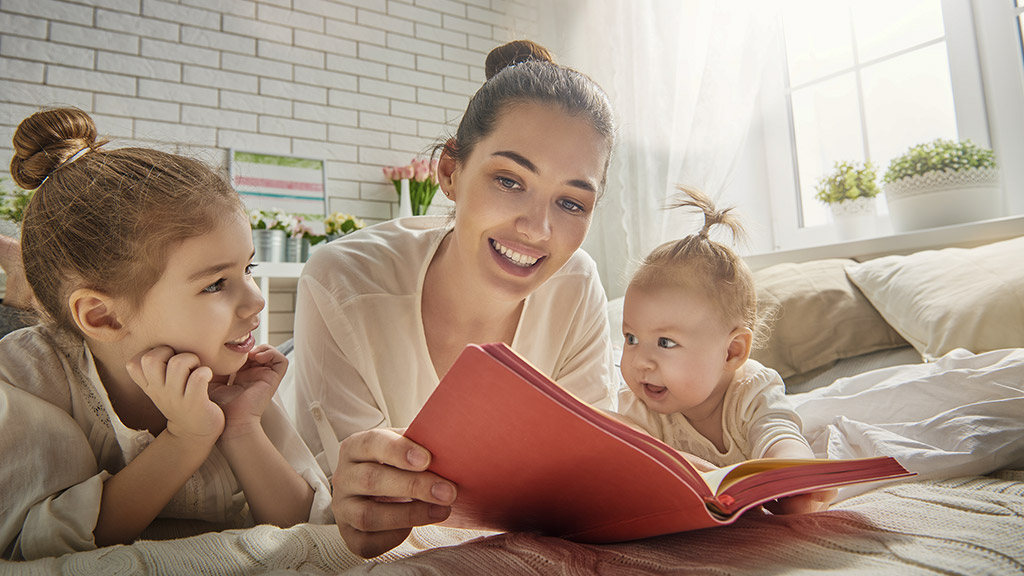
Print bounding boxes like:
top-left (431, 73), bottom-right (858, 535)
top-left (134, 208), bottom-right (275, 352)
top-left (404, 343), bottom-right (915, 543)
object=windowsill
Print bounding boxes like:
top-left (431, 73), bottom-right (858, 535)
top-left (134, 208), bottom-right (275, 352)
top-left (743, 214), bottom-right (1024, 270)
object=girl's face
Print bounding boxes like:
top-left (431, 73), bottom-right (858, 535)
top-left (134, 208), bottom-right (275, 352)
top-left (620, 284), bottom-right (737, 418)
top-left (441, 101), bottom-right (609, 302)
top-left (120, 210), bottom-right (264, 376)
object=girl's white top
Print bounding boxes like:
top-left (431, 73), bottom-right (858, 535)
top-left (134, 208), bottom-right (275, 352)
top-left (292, 216), bottom-right (617, 462)
top-left (0, 325), bottom-right (332, 561)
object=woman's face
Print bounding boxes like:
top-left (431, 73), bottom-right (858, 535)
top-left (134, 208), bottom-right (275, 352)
top-left (440, 102), bottom-right (610, 303)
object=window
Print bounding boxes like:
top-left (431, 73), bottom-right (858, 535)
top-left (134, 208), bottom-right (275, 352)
top-left (763, 0), bottom-right (1024, 250)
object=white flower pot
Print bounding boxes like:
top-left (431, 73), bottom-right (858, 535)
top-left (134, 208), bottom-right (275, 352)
top-left (252, 229), bottom-right (286, 262)
top-left (884, 167), bottom-right (1002, 233)
top-left (829, 195), bottom-right (877, 240)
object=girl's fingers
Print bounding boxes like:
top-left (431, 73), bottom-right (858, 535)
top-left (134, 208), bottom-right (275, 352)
top-left (127, 346), bottom-right (176, 389)
top-left (164, 352), bottom-right (203, 397)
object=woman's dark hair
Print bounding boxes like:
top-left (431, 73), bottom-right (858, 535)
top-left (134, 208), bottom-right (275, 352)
top-left (10, 107), bottom-right (244, 334)
top-left (446, 40), bottom-right (616, 192)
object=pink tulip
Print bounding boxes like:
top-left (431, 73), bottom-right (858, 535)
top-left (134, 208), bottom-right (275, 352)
top-left (413, 158), bottom-right (430, 182)
top-left (383, 165), bottom-right (396, 180)
top-left (430, 158), bottom-right (440, 183)
top-left (399, 164), bottom-right (415, 180)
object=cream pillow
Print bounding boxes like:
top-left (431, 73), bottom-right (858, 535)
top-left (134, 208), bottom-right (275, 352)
top-left (750, 259), bottom-right (907, 379)
top-left (845, 235), bottom-right (1024, 361)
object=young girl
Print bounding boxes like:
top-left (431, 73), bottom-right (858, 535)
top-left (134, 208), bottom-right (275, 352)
top-left (0, 108), bottom-right (331, 561)
top-left (617, 188), bottom-right (835, 514)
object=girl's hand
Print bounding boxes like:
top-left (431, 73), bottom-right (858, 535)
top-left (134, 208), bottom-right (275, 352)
top-left (208, 344), bottom-right (287, 438)
top-left (126, 346), bottom-right (224, 444)
top-left (332, 428), bottom-right (457, 558)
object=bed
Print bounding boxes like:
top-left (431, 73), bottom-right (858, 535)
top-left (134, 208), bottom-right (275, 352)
top-left (7, 235), bottom-right (1024, 575)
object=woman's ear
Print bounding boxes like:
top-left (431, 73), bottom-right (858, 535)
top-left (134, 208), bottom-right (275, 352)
top-left (725, 327), bottom-right (753, 370)
top-left (437, 139), bottom-right (458, 202)
top-left (68, 288), bottom-right (125, 342)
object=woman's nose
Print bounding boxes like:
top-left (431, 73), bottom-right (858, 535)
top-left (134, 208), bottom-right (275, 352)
top-left (516, 198), bottom-right (552, 241)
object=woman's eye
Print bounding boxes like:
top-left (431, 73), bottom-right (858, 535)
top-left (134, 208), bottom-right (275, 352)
top-left (624, 333), bottom-right (637, 345)
top-left (496, 176), bottom-right (520, 190)
top-left (246, 262), bottom-right (257, 275)
top-left (658, 337), bottom-right (678, 349)
top-left (203, 279), bottom-right (226, 293)
top-left (558, 198), bottom-right (585, 213)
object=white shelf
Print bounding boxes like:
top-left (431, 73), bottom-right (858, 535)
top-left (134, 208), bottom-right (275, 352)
top-left (743, 214), bottom-right (1024, 270)
top-left (252, 261), bottom-right (305, 345)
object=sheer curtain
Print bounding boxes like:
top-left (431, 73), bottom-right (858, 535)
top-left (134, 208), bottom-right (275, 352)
top-left (537, 1), bottom-right (780, 298)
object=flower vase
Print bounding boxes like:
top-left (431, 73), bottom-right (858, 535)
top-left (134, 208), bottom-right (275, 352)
top-left (398, 178), bottom-right (413, 218)
top-left (252, 229), bottom-right (286, 262)
top-left (285, 235), bottom-right (310, 262)
top-left (829, 196), bottom-right (877, 240)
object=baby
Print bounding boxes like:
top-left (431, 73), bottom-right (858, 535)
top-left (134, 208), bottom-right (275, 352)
top-left (617, 187), bottom-right (834, 514)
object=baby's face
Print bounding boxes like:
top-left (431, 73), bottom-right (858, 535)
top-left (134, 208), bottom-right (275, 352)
top-left (619, 284), bottom-right (736, 418)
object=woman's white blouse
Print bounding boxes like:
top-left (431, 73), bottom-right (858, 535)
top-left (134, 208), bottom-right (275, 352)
top-left (292, 216), bottom-right (617, 461)
top-left (0, 326), bottom-right (332, 561)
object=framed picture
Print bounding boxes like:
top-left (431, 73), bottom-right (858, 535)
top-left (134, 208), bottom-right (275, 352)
top-left (230, 149), bottom-right (327, 215)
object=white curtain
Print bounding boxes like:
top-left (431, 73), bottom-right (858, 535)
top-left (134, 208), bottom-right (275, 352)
top-left (537, 1), bottom-right (781, 298)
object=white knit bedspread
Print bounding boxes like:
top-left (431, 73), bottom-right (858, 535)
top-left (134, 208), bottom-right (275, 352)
top-left (7, 470), bottom-right (1022, 575)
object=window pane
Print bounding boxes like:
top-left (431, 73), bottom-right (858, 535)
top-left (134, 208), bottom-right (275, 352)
top-left (791, 73), bottom-right (865, 227)
top-left (783, 0), bottom-right (855, 86)
top-left (862, 43), bottom-right (958, 177)
top-left (852, 0), bottom-right (945, 63)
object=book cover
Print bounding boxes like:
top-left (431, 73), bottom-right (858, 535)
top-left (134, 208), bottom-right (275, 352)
top-left (404, 343), bottom-right (914, 543)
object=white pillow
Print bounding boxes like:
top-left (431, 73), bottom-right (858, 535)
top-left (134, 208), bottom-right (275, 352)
top-left (845, 235), bottom-right (1024, 361)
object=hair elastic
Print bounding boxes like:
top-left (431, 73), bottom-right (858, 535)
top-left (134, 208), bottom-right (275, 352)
top-left (39, 146), bottom-right (90, 186)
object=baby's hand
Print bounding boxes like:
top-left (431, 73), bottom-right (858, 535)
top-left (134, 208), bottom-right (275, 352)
top-left (208, 344), bottom-right (288, 439)
top-left (766, 488), bottom-right (837, 515)
top-left (127, 346), bottom-right (224, 444)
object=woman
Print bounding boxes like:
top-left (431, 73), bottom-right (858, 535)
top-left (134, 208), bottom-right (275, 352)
top-left (292, 40), bottom-right (618, 557)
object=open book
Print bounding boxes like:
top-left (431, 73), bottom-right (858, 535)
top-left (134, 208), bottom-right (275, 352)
top-left (404, 343), bottom-right (915, 543)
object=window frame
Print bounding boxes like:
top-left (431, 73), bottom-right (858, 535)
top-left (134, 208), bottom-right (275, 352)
top-left (760, 0), bottom-right (1024, 252)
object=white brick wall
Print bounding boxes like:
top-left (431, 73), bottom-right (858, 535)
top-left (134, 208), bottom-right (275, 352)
top-left (0, 0), bottom-right (537, 343)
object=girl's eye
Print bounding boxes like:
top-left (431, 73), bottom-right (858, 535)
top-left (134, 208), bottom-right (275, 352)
top-left (558, 198), bottom-right (586, 213)
top-left (658, 337), bottom-right (678, 349)
top-left (496, 176), bottom-right (520, 190)
top-left (624, 333), bottom-right (637, 345)
top-left (203, 279), bottom-right (226, 293)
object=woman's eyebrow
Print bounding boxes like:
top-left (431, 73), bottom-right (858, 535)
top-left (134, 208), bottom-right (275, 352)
top-left (492, 150), bottom-right (597, 194)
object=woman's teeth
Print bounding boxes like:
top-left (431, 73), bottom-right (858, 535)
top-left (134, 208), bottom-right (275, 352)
top-left (492, 240), bottom-right (539, 267)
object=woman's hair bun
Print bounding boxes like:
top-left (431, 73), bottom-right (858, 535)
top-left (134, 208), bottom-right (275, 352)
top-left (485, 39), bottom-right (554, 80)
top-left (10, 107), bottom-right (100, 190)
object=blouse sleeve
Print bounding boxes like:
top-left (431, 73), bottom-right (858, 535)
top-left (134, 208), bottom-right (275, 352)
top-left (0, 383), bottom-right (105, 560)
top-left (292, 272), bottom-right (385, 460)
top-left (548, 262), bottom-right (617, 411)
top-left (260, 397), bottom-right (334, 523)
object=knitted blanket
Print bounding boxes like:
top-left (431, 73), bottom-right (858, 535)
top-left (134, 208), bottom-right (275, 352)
top-left (9, 470), bottom-right (1023, 575)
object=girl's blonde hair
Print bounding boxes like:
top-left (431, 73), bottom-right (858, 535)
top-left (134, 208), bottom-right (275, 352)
top-left (10, 107), bottom-right (245, 335)
top-left (630, 187), bottom-right (768, 347)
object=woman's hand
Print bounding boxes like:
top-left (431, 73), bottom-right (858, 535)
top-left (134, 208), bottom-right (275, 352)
top-left (126, 346), bottom-right (224, 444)
top-left (332, 428), bottom-right (457, 558)
top-left (766, 488), bottom-right (837, 515)
top-left (208, 344), bottom-right (287, 439)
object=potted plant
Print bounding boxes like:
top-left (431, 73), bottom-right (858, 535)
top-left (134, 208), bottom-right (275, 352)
top-left (383, 158), bottom-right (440, 217)
top-left (0, 177), bottom-right (34, 237)
top-left (882, 138), bottom-right (1000, 232)
top-left (282, 215), bottom-right (327, 263)
top-left (323, 212), bottom-right (365, 242)
top-left (249, 208), bottom-right (292, 262)
top-left (814, 161), bottom-right (881, 239)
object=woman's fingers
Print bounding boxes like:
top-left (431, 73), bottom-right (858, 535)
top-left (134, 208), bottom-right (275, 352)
top-left (331, 429), bottom-right (457, 557)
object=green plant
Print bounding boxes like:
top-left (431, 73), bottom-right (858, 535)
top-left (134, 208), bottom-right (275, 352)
top-left (883, 138), bottom-right (997, 184)
top-left (814, 161), bottom-right (880, 205)
top-left (0, 177), bottom-right (35, 223)
top-left (324, 212), bottom-right (365, 236)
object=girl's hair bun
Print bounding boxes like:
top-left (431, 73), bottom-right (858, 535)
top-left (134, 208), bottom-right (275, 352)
top-left (10, 107), bottom-right (101, 190)
top-left (485, 39), bottom-right (554, 80)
